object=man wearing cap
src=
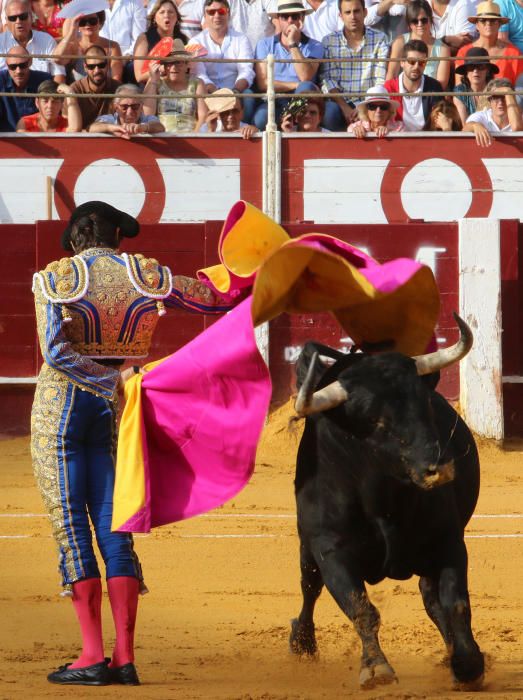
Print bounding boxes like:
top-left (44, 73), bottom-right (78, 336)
top-left (32, 201), bottom-right (235, 686)
top-left (463, 76), bottom-right (522, 145)
top-left (16, 79), bottom-right (81, 132)
top-left (318, 0), bottom-right (390, 131)
top-left (0, 0), bottom-right (66, 80)
top-left (89, 83), bottom-right (165, 137)
top-left (202, 86), bottom-right (260, 136)
top-left (0, 46), bottom-right (52, 131)
top-left (453, 46), bottom-right (500, 123)
top-left (189, 0), bottom-right (255, 93)
top-left (253, 0), bottom-right (323, 130)
top-left (384, 38), bottom-right (443, 130)
top-left (456, 1), bottom-right (522, 85)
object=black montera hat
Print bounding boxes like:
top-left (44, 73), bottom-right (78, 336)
top-left (61, 201), bottom-right (140, 251)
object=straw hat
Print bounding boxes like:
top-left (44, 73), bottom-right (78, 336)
top-left (204, 88), bottom-right (238, 114)
top-left (163, 38), bottom-right (191, 61)
top-left (269, 0), bottom-right (313, 19)
top-left (468, 1), bottom-right (509, 25)
top-left (455, 46), bottom-right (499, 75)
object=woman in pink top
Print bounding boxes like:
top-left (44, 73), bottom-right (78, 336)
top-left (348, 86), bottom-right (405, 139)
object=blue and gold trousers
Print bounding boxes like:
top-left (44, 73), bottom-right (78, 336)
top-left (31, 365), bottom-right (143, 594)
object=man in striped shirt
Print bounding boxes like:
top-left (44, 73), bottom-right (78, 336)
top-left (319, 0), bottom-right (389, 130)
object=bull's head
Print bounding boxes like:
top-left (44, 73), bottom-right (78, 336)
top-left (295, 313), bottom-right (472, 416)
top-left (294, 313), bottom-right (473, 490)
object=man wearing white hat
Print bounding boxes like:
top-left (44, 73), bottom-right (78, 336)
top-left (253, 0), bottom-right (323, 129)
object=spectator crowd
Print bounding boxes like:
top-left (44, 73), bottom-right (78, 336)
top-left (0, 0), bottom-right (522, 143)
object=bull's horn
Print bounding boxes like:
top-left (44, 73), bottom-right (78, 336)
top-left (295, 352), bottom-right (349, 416)
top-left (414, 312), bottom-right (473, 376)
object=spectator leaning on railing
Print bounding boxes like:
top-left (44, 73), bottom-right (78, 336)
top-left (89, 82), bottom-right (166, 137)
top-left (347, 84), bottom-right (404, 136)
top-left (280, 93), bottom-right (329, 130)
top-left (253, 0), bottom-right (323, 130)
top-left (202, 86), bottom-right (259, 137)
top-left (0, 0), bottom-right (66, 81)
top-left (0, 46), bottom-right (52, 131)
top-left (384, 38), bottom-right (443, 131)
top-left (68, 44), bottom-right (122, 131)
top-left (463, 77), bottom-right (523, 145)
top-left (16, 78), bottom-right (80, 132)
top-left (318, 0), bottom-right (390, 131)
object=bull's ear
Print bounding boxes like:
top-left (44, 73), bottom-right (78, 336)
top-left (413, 313), bottom-right (473, 376)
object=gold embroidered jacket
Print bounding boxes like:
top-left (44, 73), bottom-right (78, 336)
top-left (33, 248), bottom-right (232, 399)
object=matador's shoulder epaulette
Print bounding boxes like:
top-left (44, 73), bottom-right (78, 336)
top-left (32, 256), bottom-right (89, 303)
top-left (122, 253), bottom-right (173, 299)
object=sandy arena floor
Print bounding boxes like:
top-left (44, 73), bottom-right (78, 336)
top-left (0, 402), bottom-right (522, 700)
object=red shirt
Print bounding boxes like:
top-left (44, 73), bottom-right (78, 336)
top-left (456, 42), bottom-right (523, 83)
top-left (20, 113), bottom-right (69, 132)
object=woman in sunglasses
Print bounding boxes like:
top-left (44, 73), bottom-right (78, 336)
top-left (453, 46), bottom-right (499, 124)
top-left (347, 85), bottom-right (404, 139)
top-left (55, 10), bottom-right (123, 82)
top-left (386, 0), bottom-right (450, 89)
top-left (143, 39), bottom-right (207, 132)
top-left (134, 0), bottom-right (188, 84)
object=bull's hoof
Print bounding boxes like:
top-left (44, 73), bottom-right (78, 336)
top-left (359, 662), bottom-right (397, 690)
top-left (289, 618), bottom-right (317, 656)
top-left (453, 674), bottom-right (484, 692)
top-left (451, 649), bottom-right (485, 690)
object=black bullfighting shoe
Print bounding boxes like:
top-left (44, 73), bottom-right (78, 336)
top-left (107, 661), bottom-right (141, 685)
top-left (47, 660), bottom-right (110, 685)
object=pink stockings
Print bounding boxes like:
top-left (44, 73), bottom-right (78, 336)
top-left (69, 576), bottom-right (139, 669)
top-left (107, 576), bottom-right (139, 667)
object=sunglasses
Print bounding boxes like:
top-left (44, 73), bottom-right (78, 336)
top-left (79, 16), bottom-right (99, 26)
top-left (406, 58), bottom-right (427, 67)
top-left (477, 17), bottom-right (500, 23)
top-left (367, 102), bottom-right (390, 111)
top-left (85, 60), bottom-right (108, 70)
top-left (410, 16), bottom-right (429, 24)
top-left (7, 60), bottom-right (29, 70)
top-left (119, 103), bottom-right (141, 111)
top-left (205, 7), bottom-right (228, 15)
top-left (7, 12), bottom-right (29, 21)
top-left (279, 12), bottom-right (302, 19)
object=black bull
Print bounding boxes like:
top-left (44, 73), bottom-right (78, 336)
top-left (289, 330), bottom-right (484, 690)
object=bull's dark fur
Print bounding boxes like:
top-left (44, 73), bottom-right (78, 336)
top-left (290, 342), bottom-right (484, 690)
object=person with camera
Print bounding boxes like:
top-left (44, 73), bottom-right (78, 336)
top-left (280, 94), bottom-right (328, 131)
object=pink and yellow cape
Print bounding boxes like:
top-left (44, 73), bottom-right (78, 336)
top-left (112, 202), bottom-right (439, 533)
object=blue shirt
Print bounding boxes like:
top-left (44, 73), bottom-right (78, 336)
top-left (0, 69), bottom-right (52, 132)
top-left (255, 33), bottom-right (323, 83)
top-left (498, 0), bottom-right (523, 53)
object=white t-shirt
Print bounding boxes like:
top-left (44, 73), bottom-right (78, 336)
top-left (188, 28), bottom-right (255, 89)
top-left (428, 0), bottom-right (476, 39)
top-left (466, 108), bottom-right (514, 132)
top-left (99, 0), bottom-right (147, 55)
top-left (303, 0), bottom-right (343, 43)
top-left (399, 72), bottom-right (425, 131)
top-left (193, 0), bottom-right (277, 51)
top-left (0, 30), bottom-right (66, 76)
